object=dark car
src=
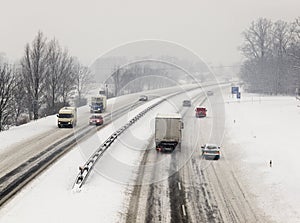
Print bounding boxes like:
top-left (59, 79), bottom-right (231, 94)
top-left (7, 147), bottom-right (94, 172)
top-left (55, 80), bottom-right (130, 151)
top-left (182, 100), bottom-right (191, 107)
top-left (139, 95), bottom-right (148, 101)
top-left (207, 90), bottom-right (214, 96)
top-left (89, 114), bottom-right (103, 126)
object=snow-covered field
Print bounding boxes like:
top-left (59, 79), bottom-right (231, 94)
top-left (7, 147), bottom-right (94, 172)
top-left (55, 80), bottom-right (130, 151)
top-left (225, 93), bottom-right (300, 223)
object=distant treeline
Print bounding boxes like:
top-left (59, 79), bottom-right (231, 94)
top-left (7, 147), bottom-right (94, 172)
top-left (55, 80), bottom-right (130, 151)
top-left (240, 17), bottom-right (300, 95)
top-left (0, 31), bottom-right (92, 131)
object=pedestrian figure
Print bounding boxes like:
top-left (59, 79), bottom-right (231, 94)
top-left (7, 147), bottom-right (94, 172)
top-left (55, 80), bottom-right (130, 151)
top-left (269, 160), bottom-right (272, 167)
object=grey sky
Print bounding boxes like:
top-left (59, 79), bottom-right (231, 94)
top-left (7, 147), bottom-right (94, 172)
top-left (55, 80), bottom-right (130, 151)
top-left (0, 0), bottom-right (299, 66)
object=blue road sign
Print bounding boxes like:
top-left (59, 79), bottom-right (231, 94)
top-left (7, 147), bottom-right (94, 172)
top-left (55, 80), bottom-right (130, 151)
top-left (232, 87), bottom-right (239, 94)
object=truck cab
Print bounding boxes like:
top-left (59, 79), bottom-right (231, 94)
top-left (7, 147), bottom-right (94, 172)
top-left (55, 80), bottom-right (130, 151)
top-left (90, 95), bottom-right (107, 113)
top-left (57, 107), bottom-right (77, 128)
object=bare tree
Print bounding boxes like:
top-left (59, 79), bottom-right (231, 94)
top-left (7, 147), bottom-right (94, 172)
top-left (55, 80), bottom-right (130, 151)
top-left (11, 66), bottom-right (27, 125)
top-left (0, 64), bottom-right (17, 131)
top-left (240, 18), bottom-right (278, 93)
top-left (272, 20), bottom-right (293, 94)
top-left (289, 18), bottom-right (300, 93)
top-left (0, 32), bottom-right (94, 127)
top-left (44, 39), bottom-right (66, 114)
top-left (241, 18), bottom-right (273, 60)
top-left (240, 17), bottom-right (300, 94)
top-left (21, 31), bottom-right (49, 120)
top-left (73, 60), bottom-right (93, 105)
top-left (59, 55), bottom-right (76, 106)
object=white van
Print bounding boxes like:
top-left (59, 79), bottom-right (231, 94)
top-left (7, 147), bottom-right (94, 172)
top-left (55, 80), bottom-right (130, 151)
top-left (57, 107), bottom-right (77, 128)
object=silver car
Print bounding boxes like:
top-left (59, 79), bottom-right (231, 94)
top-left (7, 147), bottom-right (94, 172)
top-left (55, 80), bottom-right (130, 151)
top-left (201, 144), bottom-right (221, 160)
top-left (182, 100), bottom-right (191, 107)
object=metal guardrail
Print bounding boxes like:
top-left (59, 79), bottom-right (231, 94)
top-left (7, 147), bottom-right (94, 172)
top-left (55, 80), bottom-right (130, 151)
top-left (73, 97), bottom-right (167, 189)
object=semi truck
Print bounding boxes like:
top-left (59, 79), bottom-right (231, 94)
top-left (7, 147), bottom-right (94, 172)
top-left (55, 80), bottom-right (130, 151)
top-left (155, 113), bottom-right (183, 152)
top-left (57, 107), bottom-right (77, 128)
top-left (90, 95), bottom-right (107, 113)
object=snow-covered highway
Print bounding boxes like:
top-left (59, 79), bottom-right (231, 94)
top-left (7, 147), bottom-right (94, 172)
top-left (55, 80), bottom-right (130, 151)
top-left (1, 84), bottom-right (299, 223)
top-left (0, 84), bottom-right (210, 222)
top-left (125, 86), bottom-right (271, 223)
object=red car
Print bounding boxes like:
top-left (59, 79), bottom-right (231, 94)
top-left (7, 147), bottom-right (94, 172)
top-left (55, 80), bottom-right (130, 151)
top-left (195, 107), bottom-right (207, 118)
top-left (89, 114), bottom-right (103, 126)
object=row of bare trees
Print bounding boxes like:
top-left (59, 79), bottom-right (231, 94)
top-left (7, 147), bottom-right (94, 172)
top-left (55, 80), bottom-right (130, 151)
top-left (107, 62), bottom-right (187, 96)
top-left (0, 31), bottom-right (92, 131)
top-left (240, 17), bottom-right (300, 95)
top-left (105, 58), bottom-right (206, 97)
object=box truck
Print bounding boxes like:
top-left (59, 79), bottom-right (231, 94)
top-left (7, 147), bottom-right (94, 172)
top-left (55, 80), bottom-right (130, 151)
top-left (90, 95), bottom-right (107, 113)
top-left (155, 113), bottom-right (183, 152)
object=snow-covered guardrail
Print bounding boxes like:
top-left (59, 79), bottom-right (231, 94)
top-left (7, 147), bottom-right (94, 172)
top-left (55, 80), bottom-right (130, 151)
top-left (73, 98), bottom-right (167, 189)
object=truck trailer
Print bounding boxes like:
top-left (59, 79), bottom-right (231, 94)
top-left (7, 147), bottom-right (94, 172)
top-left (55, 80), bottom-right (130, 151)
top-left (90, 95), bottom-right (107, 113)
top-left (155, 113), bottom-right (183, 152)
top-left (57, 107), bottom-right (77, 128)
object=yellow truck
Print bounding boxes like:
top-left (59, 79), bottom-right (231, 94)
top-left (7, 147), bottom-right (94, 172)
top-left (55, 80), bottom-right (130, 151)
top-left (57, 107), bottom-right (77, 128)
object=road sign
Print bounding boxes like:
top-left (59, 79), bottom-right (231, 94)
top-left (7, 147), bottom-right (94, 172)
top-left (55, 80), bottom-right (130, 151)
top-left (231, 87), bottom-right (239, 94)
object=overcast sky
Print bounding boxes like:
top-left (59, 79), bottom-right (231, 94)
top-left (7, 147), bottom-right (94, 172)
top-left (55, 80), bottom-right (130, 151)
top-left (0, 0), bottom-right (299, 66)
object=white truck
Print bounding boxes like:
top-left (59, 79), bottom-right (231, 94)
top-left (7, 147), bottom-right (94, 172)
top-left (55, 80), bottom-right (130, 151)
top-left (57, 107), bottom-right (77, 128)
top-left (155, 113), bottom-right (183, 152)
top-left (90, 95), bottom-right (107, 113)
